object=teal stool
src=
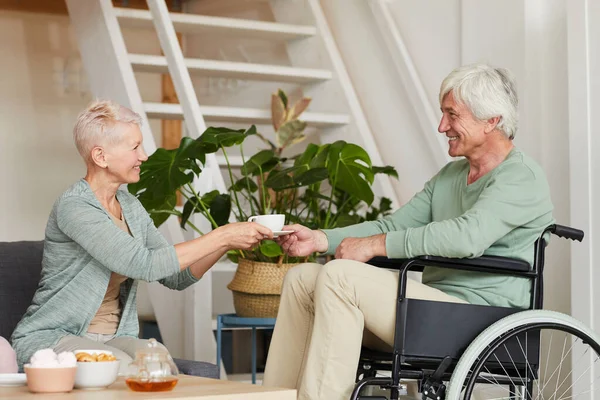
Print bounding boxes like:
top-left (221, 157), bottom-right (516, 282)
top-left (216, 313), bottom-right (276, 384)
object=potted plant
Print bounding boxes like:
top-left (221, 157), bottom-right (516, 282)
top-left (129, 91), bottom-right (397, 317)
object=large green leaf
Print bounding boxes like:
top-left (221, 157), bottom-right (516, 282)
top-left (180, 191), bottom-right (231, 228)
top-left (128, 140), bottom-right (204, 226)
top-left (129, 149), bottom-right (197, 197)
top-left (334, 213), bottom-right (362, 228)
top-left (140, 192), bottom-right (178, 227)
top-left (264, 166), bottom-right (327, 190)
top-left (263, 168), bottom-right (295, 189)
top-left (327, 142), bottom-right (375, 205)
top-left (241, 150), bottom-right (279, 176)
top-left (310, 144), bottom-right (330, 169)
top-left (210, 193), bottom-right (232, 226)
top-left (197, 125), bottom-right (256, 152)
top-left (229, 177), bottom-right (258, 192)
top-left (176, 136), bottom-right (205, 167)
top-left (259, 240), bottom-right (284, 257)
top-left (180, 189), bottom-right (220, 229)
top-left (294, 143), bottom-right (320, 168)
top-left (181, 197), bottom-right (201, 229)
top-left (294, 168), bottom-right (328, 186)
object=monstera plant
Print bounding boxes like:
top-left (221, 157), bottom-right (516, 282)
top-left (129, 90), bottom-right (397, 264)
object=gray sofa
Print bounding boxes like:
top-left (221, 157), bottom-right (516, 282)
top-left (0, 241), bottom-right (218, 378)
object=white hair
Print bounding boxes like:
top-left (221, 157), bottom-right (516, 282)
top-left (439, 63), bottom-right (518, 139)
top-left (73, 100), bottom-right (142, 163)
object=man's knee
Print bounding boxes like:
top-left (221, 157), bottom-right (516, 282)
top-left (315, 259), bottom-right (352, 291)
top-left (282, 262), bottom-right (320, 290)
top-left (320, 259), bottom-right (351, 280)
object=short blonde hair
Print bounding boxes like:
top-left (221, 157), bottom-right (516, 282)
top-left (73, 100), bottom-right (142, 163)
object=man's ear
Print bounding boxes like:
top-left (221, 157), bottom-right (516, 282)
top-left (484, 116), bottom-right (501, 134)
top-left (90, 146), bottom-right (108, 168)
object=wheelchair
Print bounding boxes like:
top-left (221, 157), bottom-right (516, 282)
top-left (352, 224), bottom-right (599, 400)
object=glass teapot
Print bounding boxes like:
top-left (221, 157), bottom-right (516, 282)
top-left (125, 338), bottom-right (179, 392)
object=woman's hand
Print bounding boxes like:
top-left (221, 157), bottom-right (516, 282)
top-left (216, 222), bottom-right (274, 250)
top-left (276, 224), bottom-right (328, 257)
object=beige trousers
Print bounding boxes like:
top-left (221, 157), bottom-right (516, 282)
top-left (55, 334), bottom-right (168, 374)
top-left (262, 260), bottom-right (467, 400)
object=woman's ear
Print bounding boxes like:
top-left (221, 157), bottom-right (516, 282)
top-left (484, 116), bottom-right (501, 134)
top-left (90, 146), bottom-right (108, 168)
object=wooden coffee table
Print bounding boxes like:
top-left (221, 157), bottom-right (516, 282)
top-left (0, 375), bottom-right (296, 399)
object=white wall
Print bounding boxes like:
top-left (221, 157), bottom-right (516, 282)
top-left (0, 12), bottom-right (88, 241)
top-left (0, 11), bottom-right (163, 241)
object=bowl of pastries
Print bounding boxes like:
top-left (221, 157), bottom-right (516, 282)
top-left (73, 350), bottom-right (120, 390)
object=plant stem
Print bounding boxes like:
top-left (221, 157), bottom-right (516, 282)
top-left (221, 146), bottom-right (244, 220)
top-left (240, 144), bottom-right (256, 216)
top-left (324, 161), bottom-right (340, 229)
top-left (287, 189), bottom-right (297, 225)
top-left (184, 183), bottom-right (220, 230)
top-left (329, 193), bottom-right (352, 228)
top-left (259, 166), bottom-right (268, 213)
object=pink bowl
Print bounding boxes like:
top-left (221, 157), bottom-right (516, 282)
top-left (24, 365), bottom-right (77, 393)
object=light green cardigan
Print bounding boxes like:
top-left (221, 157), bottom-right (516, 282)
top-left (11, 179), bottom-right (198, 368)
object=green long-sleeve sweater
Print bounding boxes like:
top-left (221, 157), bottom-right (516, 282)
top-left (323, 148), bottom-right (554, 308)
top-left (11, 179), bottom-right (199, 369)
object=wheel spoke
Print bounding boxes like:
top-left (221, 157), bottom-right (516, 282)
top-left (538, 336), bottom-right (577, 396)
top-left (556, 355), bottom-right (600, 400)
top-left (452, 319), bottom-right (600, 400)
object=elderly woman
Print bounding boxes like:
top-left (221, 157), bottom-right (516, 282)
top-left (262, 64), bottom-right (555, 400)
top-left (11, 100), bottom-right (272, 371)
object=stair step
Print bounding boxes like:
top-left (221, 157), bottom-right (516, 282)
top-left (114, 8), bottom-right (316, 41)
top-left (215, 155), bottom-right (244, 167)
top-left (130, 54), bottom-right (332, 84)
top-left (143, 103), bottom-right (351, 128)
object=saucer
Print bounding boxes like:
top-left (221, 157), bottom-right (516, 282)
top-left (0, 373), bottom-right (26, 387)
top-left (273, 230), bottom-right (294, 238)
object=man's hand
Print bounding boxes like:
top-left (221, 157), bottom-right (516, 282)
top-left (334, 234), bottom-right (387, 263)
top-left (276, 224), bottom-right (328, 257)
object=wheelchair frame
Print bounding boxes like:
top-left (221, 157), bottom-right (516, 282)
top-left (351, 224), bottom-right (584, 400)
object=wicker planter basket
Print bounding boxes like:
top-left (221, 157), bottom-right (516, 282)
top-left (227, 258), bottom-right (299, 318)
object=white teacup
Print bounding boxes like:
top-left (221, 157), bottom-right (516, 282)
top-left (247, 214), bottom-right (285, 232)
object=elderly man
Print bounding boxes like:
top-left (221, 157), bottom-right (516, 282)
top-left (262, 63), bottom-right (554, 400)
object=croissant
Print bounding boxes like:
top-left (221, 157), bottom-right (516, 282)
top-left (76, 352), bottom-right (96, 362)
top-left (96, 353), bottom-right (116, 362)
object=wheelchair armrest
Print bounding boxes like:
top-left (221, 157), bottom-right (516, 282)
top-left (367, 256), bottom-right (424, 272)
top-left (418, 255), bottom-right (531, 273)
top-left (368, 255), bottom-right (531, 275)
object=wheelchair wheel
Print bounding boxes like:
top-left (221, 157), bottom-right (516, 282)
top-left (446, 310), bottom-right (600, 400)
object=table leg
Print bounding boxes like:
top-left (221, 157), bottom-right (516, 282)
top-left (251, 327), bottom-right (257, 384)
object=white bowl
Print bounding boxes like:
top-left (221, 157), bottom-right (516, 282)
top-left (73, 350), bottom-right (120, 390)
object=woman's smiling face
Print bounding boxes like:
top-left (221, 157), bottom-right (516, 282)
top-left (103, 123), bottom-right (148, 184)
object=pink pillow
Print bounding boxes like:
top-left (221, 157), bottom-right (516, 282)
top-left (0, 337), bottom-right (18, 373)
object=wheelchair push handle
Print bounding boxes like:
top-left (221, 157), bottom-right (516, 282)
top-left (549, 224), bottom-right (584, 242)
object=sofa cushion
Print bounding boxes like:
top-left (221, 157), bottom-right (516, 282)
top-left (0, 241), bottom-right (43, 339)
top-left (173, 358), bottom-right (219, 379)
